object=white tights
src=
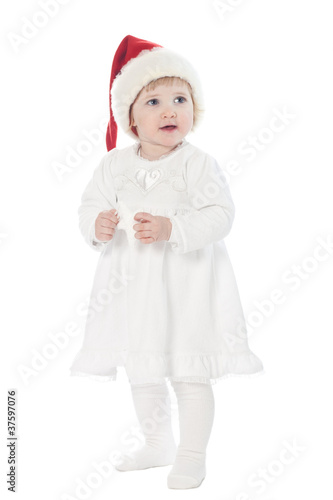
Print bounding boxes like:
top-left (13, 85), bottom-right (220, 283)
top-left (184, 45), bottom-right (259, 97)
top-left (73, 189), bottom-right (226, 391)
top-left (115, 380), bottom-right (215, 489)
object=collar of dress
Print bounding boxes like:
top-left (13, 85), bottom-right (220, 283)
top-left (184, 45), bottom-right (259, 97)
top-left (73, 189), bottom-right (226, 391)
top-left (136, 140), bottom-right (186, 161)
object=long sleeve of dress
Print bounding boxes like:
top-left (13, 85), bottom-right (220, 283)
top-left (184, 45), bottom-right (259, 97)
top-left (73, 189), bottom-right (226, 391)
top-left (168, 152), bottom-right (235, 254)
top-left (78, 151), bottom-right (118, 251)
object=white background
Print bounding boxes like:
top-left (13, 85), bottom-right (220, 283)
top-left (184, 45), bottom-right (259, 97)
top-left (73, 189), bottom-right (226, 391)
top-left (1, 0), bottom-right (332, 499)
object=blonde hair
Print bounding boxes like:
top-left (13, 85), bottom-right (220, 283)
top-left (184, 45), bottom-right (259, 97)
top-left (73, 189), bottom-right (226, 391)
top-left (128, 76), bottom-right (197, 136)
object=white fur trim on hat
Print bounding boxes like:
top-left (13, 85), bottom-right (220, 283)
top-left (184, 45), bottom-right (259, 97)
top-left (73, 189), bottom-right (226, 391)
top-left (111, 47), bottom-right (204, 140)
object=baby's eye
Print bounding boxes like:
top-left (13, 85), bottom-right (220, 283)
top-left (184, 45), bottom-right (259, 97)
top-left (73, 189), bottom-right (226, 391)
top-left (147, 98), bottom-right (159, 105)
top-left (174, 96), bottom-right (186, 103)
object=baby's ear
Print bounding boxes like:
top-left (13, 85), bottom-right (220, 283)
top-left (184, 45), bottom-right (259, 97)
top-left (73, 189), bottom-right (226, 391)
top-left (130, 125), bottom-right (138, 136)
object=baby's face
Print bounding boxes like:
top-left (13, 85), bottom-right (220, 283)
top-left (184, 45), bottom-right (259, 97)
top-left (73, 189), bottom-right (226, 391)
top-left (131, 82), bottom-right (193, 152)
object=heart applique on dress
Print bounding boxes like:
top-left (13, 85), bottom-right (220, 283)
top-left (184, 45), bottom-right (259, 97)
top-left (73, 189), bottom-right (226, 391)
top-left (134, 168), bottom-right (162, 192)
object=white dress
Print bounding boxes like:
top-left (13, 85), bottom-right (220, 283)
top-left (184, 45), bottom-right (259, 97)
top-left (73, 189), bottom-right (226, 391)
top-left (69, 139), bottom-right (263, 385)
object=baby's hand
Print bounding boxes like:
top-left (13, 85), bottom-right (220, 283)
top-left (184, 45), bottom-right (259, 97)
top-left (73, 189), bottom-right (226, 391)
top-left (133, 212), bottom-right (172, 244)
top-left (95, 208), bottom-right (120, 242)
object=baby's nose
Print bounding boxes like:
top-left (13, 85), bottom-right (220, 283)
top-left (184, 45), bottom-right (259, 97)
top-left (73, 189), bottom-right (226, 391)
top-left (161, 108), bottom-right (176, 117)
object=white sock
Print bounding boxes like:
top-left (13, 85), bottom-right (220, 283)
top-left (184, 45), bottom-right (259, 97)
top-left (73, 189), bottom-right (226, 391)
top-left (167, 381), bottom-right (215, 489)
top-left (115, 382), bottom-right (177, 471)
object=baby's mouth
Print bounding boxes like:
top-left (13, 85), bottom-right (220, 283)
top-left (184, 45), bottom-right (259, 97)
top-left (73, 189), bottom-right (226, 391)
top-left (160, 125), bottom-right (177, 131)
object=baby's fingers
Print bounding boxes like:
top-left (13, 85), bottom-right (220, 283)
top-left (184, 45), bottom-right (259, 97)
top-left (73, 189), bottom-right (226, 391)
top-left (101, 208), bottom-right (120, 224)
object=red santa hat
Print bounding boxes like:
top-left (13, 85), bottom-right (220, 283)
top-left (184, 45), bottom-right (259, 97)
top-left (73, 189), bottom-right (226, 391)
top-left (106, 35), bottom-right (204, 151)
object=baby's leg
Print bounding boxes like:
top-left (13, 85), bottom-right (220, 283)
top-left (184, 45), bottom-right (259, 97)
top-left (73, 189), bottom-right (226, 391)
top-left (167, 381), bottom-right (215, 489)
top-left (115, 382), bottom-right (177, 471)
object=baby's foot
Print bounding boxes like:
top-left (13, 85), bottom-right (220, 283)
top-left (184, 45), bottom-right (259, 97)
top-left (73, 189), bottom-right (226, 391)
top-left (115, 443), bottom-right (177, 472)
top-left (167, 450), bottom-right (206, 489)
